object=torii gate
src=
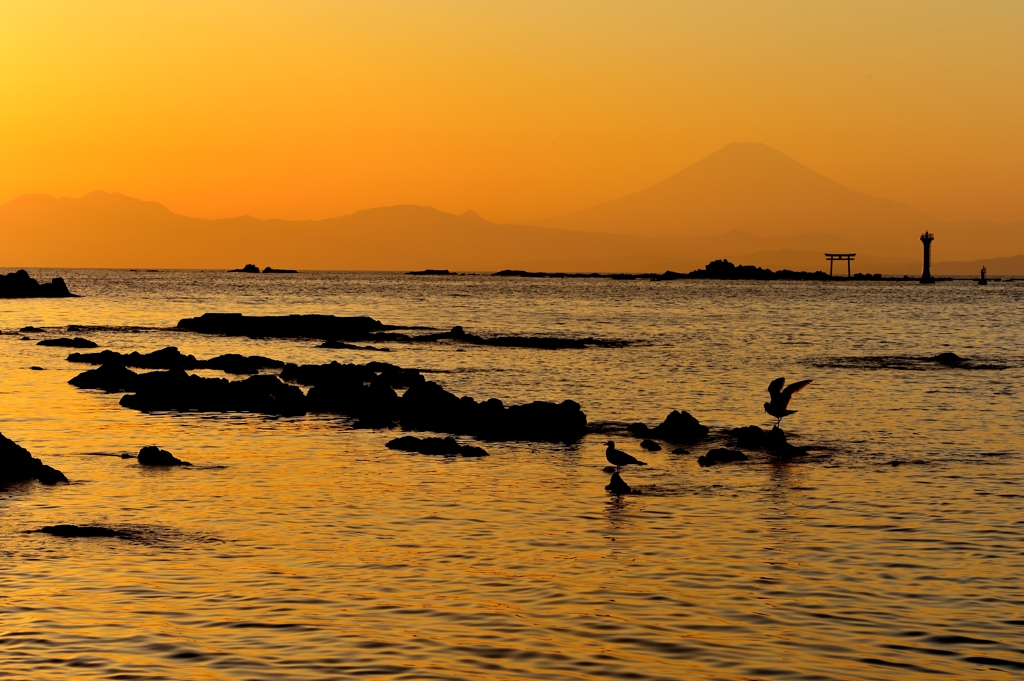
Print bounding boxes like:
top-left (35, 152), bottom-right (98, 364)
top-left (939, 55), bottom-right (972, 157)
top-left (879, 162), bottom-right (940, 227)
top-left (825, 253), bottom-right (856, 278)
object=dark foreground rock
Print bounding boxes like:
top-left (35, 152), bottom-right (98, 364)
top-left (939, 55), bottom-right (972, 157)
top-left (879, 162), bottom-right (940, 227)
top-left (38, 337), bottom-right (98, 348)
top-left (386, 436), bottom-right (488, 457)
top-left (178, 313), bottom-right (391, 341)
top-left (0, 432), bottom-right (68, 485)
top-left (729, 425), bottom-right (807, 458)
top-left (119, 370), bottom-right (308, 416)
top-left (698, 448), bottom-right (748, 467)
top-left (68, 346), bottom-right (285, 375)
top-left (0, 270), bottom-right (75, 298)
top-left (629, 410), bottom-right (709, 444)
top-left (32, 524), bottom-right (131, 538)
top-left (137, 446), bottom-right (191, 466)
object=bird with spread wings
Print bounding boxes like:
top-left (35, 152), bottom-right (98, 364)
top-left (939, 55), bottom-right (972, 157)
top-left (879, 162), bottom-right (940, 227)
top-left (763, 377), bottom-right (812, 426)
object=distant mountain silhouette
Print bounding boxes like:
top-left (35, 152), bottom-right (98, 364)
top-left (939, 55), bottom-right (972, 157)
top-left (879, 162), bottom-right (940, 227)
top-left (2, 144), bottom-right (1023, 273)
top-left (537, 143), bottom-right (934, 240)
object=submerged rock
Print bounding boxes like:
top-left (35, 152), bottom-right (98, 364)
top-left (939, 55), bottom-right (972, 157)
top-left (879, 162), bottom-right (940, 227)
top-left (934, 352), bottom-right (965, 366)
top-left (411, 325), bottom-right (622, 349)
top-left (32, 524), bottom-right (130, 538)
top-left (177, 313), bottom-right (390, 341)
top-left (317, 340), bottom-right (391, 352)
top-left (262, 267), bottom-right (297, 274)
top-left (38, 337), bottom-right (98, 348)
top-left (20, 325), bottom-right (44, 332)
top-left (137, 446), bottom-right (191, 466)
top-left (697, 448), bottom-right (748, 467)
top-left (640, 439), bottom-right (662, 451)
top-left (0, 270), bottom-right (75, 298)
top-left (0, 431), bottom-right (68, 485)
top-left (629, 410), bottom-right (709, 444)
top-left (385, 436), bottom-right (488, 457)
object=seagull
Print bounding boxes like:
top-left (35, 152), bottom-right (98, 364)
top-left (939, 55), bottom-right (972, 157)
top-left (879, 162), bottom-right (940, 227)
top-left (764, 377), bottom-right (812, 426)
top-left (605, 441), bottom-right (647, 467)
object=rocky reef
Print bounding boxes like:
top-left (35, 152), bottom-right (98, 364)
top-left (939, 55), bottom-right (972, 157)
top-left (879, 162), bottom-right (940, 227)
top-left (386, 436), bottom-right (488, 457)
top-left (38, 337), bottom-right (98, 348)
top-left (138, 446), bottom-right (191, 466)
top-left (68, 347), bottom-right (285, 374)
top-left (0, 270), bottom-right (75, 298)
top-left (628, 410), bottom-right (709, 444)
top-left (0, 431), bottom-right (68, 485)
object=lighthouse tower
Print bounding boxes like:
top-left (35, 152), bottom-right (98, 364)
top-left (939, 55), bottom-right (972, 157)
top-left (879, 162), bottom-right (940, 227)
top-left (920, 231), bottom-right (935, 284)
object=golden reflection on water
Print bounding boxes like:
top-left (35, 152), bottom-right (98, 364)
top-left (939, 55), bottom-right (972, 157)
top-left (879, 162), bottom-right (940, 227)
top-left (0, 270), bottom-right (1022, 679)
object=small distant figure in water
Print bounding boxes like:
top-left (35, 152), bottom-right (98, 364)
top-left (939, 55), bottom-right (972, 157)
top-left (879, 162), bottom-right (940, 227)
top-left (979, 266), bottom-right (988, 285)
top-left (605, 441), bottom-right (647, 467)
top-left (764, 377), bottom-right (812, 427)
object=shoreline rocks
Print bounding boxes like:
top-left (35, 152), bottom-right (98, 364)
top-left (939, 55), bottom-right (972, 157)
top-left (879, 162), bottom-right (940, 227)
top-left (0, 431), bottom-right (68, 485)
top-left (0, 270), bottom-right (75, 298)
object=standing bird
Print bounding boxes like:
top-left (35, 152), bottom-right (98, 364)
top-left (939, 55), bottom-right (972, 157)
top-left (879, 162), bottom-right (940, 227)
top-left (605, 441), bottom-right (647, 467)
top-left (764, 377), bottom-right (813, 426)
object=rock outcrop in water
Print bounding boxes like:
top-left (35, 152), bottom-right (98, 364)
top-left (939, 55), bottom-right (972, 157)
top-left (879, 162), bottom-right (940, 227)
top-left (412, 325), bottom-right (623, 350)
top-left (0, 270), bottom-right (75, 298)
top-left (697, 448), bottom-right (748, 467)
top-left (0, 431), bottom-right (68, 485)
top-left (629, 410), bottom-right (709, 444)
top-left (229, 264), bottom-right (260, 273)
top-left (605, 472), bottom-right (639, 495)
top-left (68, 347), bottom-right (285, 374)
top-left (69, 363), bottom-right (141, 392)
top-left (137, 446), bottom-right (191, 466)
top-left (38, 337), bottom-right (98, 348)
top-left (119, 370), bottom-right (308, 416)
top-left (262, 267), bottom-right (297, 273)
top-left (31, 524), bottom-right (131, 538)
top-left (729, 425), bottom-right (807, 458)
top-left (386, 436), bottom-right (488, 457)
top-left (654, 260), bottom-right (831, 281)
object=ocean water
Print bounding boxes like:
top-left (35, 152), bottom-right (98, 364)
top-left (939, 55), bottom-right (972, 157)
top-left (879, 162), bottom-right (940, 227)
top-left (0, 269), bottom-right (1022, 680)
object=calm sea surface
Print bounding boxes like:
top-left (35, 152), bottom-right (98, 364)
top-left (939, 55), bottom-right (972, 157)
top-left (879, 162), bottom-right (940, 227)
top-left (1, 269), bottom-right (1022, 680)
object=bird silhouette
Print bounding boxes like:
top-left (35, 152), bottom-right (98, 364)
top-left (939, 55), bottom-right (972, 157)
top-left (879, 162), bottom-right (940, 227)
top-left (605, 441), bottom-right (647, 467)
top-left (764, 377), bottom-right (812, 426)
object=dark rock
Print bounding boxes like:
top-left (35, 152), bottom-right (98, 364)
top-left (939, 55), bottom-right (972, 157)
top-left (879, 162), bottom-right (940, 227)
top-left (177, 313), bottom-right (390, 341)
top-left (32, 524), bottom-right (129, 538)
top-left (120, 371), bottom-right (308, 416)
top-left (730, 425), bottom-right (767, 448)
top-left (262, 267), bottom-right (297, 273)
top-left (632, 410), bottom-right (709, 444)
top-left (38, 337), bottom-right (98, 348)
top-left (934, 352), bottom-right (964, 366)
top-left (411, 325), bottom-right (622, 349)
top-left (407, 269), bottom-right (453, 275)
top-left (0, 270), bottom-right (75, 298)
top-left (202, 353), bottom-right (285, 375)
top-left (698, 448), bottom-right (748, 467)
top-left (671, 447), bottom-right (689, 454)
top-left (0, 431), bottom-right (68, 485)
top-left (29, 366), bottom-right (43, 371)
top-left (653, 260), bottom-right (830, 282)
top-left (20, 326), bottom-right (44, 332)
top-left (229, 264), bottom-right (261, 273)
top-left (19, 336), bottom-right (31, 340)
top-left (68, 346), bottom-right (199, 370)
top-left (137, 446), bottom-right (191, 466)
top-left (69, 363), bottom-right (140, 392)
top-left (764, 427), bottom-right (807, 459)
top-left (385, 436), bottom-right (488, 457)
top-left (317, 340), bottom-right (391, 352)
top-left (120, 452), bottom-right (131, 459)
top-left (605, 472), bottom-right (636, 495)
top-left (640, 439), bottom-right (662, 451)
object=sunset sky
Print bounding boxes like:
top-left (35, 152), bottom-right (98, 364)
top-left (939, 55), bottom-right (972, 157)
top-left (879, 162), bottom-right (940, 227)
top-left (2, 1), bottom-right (1022, 224)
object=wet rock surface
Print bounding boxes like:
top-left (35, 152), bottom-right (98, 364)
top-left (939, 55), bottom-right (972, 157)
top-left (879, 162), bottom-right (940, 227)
top-left (386, 436), bottom-right (488, 457)
top-left (629, 410), bottom-right (709, 443)
top-left (0, 270), bottom-right (76, 298)
top-left (137, 446), bottom-right (191, 466)
top-left (38, 337), bottom-right (98, 348)
top-left (0, 431), bottom-right (68, 485)
top-left (698, 448), bottom-right (748, 467)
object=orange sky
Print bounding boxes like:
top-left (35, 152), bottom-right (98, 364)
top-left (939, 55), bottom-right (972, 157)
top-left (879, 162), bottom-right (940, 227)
top-left (1, 1), bottom-right (1022, 224)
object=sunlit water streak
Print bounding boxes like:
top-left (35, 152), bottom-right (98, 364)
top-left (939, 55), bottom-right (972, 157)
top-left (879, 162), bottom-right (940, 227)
top-left (0, 269), bottom-right (1021, 680)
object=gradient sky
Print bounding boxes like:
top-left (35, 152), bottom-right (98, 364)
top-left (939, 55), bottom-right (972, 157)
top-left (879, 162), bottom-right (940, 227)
top-left (1, 1), bottom-right (1022, 224)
